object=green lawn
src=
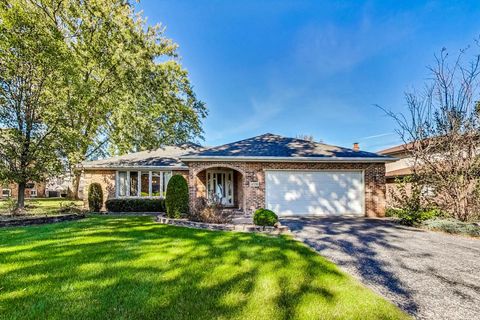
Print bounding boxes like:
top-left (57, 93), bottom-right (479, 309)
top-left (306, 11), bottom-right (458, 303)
top-left (0, 216), bottom-right (409, 320)
top-left (0, 198), bottom-right (84, 216)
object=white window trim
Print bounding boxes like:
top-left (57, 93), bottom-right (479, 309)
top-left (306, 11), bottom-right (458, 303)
top-left (2, 188), bottom-right (11, 197)
top-left (115, 170), bottom-right (173, 199)
top-left (30, 189), bottom-right (37, 197)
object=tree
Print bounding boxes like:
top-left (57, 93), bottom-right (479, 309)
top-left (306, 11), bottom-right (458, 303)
top-left (296, 134), bottom-right (315, 142)
top-left (0, 1), bottom-right (72, 210)
top-left (0, 0), bottom-right (207, 207)
top-left (32, 0), bottom-right (206, 199)
top-left (382, 45), bottom-right (480, 221)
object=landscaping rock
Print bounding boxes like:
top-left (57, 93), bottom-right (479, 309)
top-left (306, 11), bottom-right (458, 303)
top-left (0, 213), bottom-right (86, 227)
top-left (155, 216), bottom-right (290, 235)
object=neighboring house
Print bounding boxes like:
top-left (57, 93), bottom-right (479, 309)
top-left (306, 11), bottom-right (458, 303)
top-left (1, 181), bottom-right (46, 199)
top-left (81, 133), bottom-right (395, 217)
top-left (377, 143), bottom-right (414, 203)
top-left (45, 173), bottom-right (85, 198)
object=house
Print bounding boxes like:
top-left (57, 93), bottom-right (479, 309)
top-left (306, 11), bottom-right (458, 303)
top-left (377, 143), bottom-right (414, 203)
top-left (1, 181), bottom-right (46, 199)
top-left (81, 133), bottom-right (395, 217)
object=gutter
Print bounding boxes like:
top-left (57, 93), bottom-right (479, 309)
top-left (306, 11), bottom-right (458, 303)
top-left (179, 156), bottom-right (398, 163)
top-left (79, 165), bottom-right (189, 171)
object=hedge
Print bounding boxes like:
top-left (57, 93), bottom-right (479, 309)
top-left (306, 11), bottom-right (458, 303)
top-left (105, 198), bottom-right (166, 213)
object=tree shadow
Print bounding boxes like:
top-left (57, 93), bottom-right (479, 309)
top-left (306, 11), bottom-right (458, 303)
top-left (282, 217), bottom-right (420, 316)
top-left (0, 216), bottom-right (406, 320)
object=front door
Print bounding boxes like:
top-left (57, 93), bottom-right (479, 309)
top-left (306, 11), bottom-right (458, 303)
top-left (207, 170), bottom-right (234, 206)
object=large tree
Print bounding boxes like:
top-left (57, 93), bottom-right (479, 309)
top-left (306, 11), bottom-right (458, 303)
top-left (0, 0), bottom-right (207, 207)
top-left (0, 0), bottom-right (72, 209)
top-left (383, 45), bottom-right (480, 221)
top-left (35, 0), bottom-right (206, 198)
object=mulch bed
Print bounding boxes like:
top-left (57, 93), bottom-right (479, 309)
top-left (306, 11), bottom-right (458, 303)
top-left (0, 213), bottom-right (86, 227)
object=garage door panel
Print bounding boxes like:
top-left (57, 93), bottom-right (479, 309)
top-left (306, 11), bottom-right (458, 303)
top-left (265, 171), bottom-right (364, 216)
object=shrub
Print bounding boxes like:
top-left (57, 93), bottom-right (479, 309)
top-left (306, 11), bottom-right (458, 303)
top-left (165, 174), bottom-right (189, 218)
top-left (88, 183), bottom-right (103, 212)
top-left (105, 198), bottom-right (166, 213)
top-left (388, 207), bottom-right (441, 226)
top-left (59, 201), bottom-right (83, 214)
top-left (4, 198), bottom-right (19, 216)
top-left (387, 177), bottom-right (442, 226)
top-left (253, 208), bottom-right (278, 228)
top-left (422, 218), bottom-right (480, 237)
top-left (189, 196), bottom-right (231, 223)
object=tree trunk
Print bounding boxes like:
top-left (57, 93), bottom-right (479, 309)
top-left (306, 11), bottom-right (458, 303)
top-left (71, 170), bottom-right (82, 200)
top-left (17, 181), bottom-right (26, 210)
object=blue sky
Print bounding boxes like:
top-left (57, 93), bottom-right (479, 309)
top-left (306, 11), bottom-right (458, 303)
top-left (138, 0), bottom-right (480, 151)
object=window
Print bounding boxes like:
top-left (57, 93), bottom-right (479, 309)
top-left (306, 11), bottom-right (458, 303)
top-left (141, 172), bottom-right (150, 196)
top-left (118, 171), bottom-right (127, 197)
top-left (26, 182), bottom-right (35, 189)
top-left (130, 172), bottom-right (139, 196)
top-left (152, 172), bottom-right (161, 196)
top-left (117, 170), bottom-right (173, 198)
top-left (2, 189), bottom-right (11, 198)
top-left (30, 189), bottom-right (37, 197)
top-left (163, 172), bottom-right (172, 196)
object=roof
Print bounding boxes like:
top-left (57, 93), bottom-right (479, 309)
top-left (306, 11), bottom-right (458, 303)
top-left (181, 133), bottom-right (395, 162)
top-left (81, 144), bottom-right (203, 170)
top-left (385, 167), bottom-right (413, 178)
top-left (378, 142), bottom-right (414, 156)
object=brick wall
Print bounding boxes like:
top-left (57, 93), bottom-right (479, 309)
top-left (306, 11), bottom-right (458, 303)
top-left (187, 161), bottom-right (386, 217)
top-left (82, 170), bottom-right (116, 210)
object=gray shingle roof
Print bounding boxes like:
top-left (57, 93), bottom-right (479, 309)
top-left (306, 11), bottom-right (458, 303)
top-left (81, 144), bottom-right (203, 170)
top-left (181, 133), bottom-right (394, 162)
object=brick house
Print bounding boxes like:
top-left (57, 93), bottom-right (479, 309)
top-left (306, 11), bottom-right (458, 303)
top-left (81, 133), bottom-right (395, 217)
top-left (377, 143), bottom-right (414, 204)
top-left (2, 181), bottom-right (46, 199)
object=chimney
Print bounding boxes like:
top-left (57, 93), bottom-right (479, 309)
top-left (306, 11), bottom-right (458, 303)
top-left (353, 142), bottom-right (359, 151)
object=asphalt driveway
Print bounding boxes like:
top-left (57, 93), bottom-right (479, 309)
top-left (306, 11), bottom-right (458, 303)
top-left (282, 217), bottom-right (480, 320)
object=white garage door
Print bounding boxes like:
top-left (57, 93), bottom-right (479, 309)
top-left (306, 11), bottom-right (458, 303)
top-left (265, 170), bottom-right (364, 216)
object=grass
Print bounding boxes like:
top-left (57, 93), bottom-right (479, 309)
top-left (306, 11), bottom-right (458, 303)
top-left (0, 215), bottom-right (408, 320)
top-left (0, 198), bottom-right (84, 216)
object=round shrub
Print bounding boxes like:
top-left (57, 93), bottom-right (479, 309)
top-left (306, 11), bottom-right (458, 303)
top-left (253, 208), bottom-right (278, 228)
top-left (165, 174), bottom-right (189, 218)
top-left (88, 183), bottom-right (103, 212)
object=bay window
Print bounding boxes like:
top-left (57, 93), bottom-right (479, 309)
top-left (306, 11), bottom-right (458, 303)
top-left (116, 170), bottom-right (172, 198)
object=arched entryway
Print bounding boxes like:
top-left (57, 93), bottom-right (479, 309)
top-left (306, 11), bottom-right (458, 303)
top-left (193, 166), bottom-right (245, 210)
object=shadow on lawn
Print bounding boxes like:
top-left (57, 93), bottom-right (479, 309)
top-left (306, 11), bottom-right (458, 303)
top-left (0, 216), bottom-right (387, 320)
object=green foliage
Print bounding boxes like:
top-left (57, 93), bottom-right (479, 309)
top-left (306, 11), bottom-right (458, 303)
top-left (105, 198), bottom-right (166, 213)
top-left (0, 0), bottom-right (207, 203)
top-left (422, 218), bottom-right (480, 237)
top-left (88, 183), bottom-right (103, 213)
top-left (165, 175), bottom-right (189, 218)
top-left (387, 176), bottom-right (440, 225)
top-left (253, 208), bottom-right (279, 227)
top-left (4, 198), bottom-right (18, 215)
top-left (388, 207), bottom-right (441, 226)
top-left (0, 0), bottom-right (69, 207)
